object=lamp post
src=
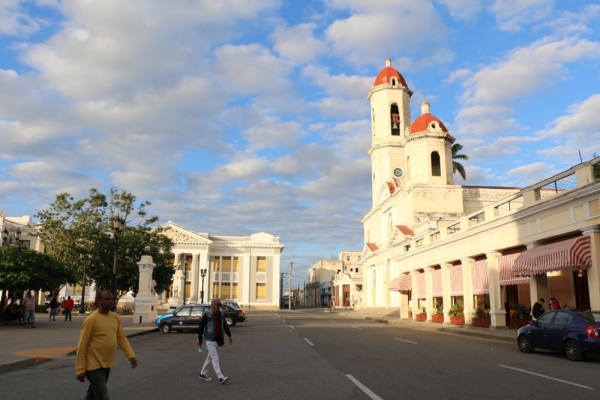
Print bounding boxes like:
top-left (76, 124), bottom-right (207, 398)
top-left (200, 268), bottom-right (207, 303)
top-left (79, 253), bottom-right (90, 314)
top-left (112, 216), bottom-right (125, 311)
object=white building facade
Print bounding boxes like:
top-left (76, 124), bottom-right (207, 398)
top-left (361, 59), bottom-right (600, 327)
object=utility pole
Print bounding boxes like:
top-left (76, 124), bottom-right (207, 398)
top-left (288, 262), bottom-right (293, 311)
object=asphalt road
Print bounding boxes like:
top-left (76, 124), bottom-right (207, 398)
top-left (1, 310), bottom-right (599, 399)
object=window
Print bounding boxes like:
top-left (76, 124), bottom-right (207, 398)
top-left (346, 255), bottom-right (350, 261)
top-left (356, 268), bottom-right (359, 273)
top-left (221, 282), bottom-right (231, 299)
top-left (212, 282), bottom-right (219, 298)
top-left (231, 283), bottom-right (238, 299)
top-left (190, 306), bottom-right (205, 317)
top-left (256, 283), bottom-right (266, 300)
top-left (222, 256), bottom-right (232, 272)
top-left (431, 151), bottom-right (441, 176)
top-left (233, 257), bottom-right (239, 272)
top-left (257, 257), bottom-right (267, 273)
top-left (212, 258), bottom-right (220, 272)
top-left (552, 311), bottom-right (571, 325)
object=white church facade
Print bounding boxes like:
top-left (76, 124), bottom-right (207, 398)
top-left (361, 59), bottom-right (600, 328)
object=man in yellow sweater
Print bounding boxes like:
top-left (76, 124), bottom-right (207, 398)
top-left (76, 290), bottom-right (138, 399)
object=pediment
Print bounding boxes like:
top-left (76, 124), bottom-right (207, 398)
top-left (158, 222), bottom-right (212, 245)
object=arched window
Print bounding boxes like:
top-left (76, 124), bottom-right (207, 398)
top-left (431, 152), bottom-right (441, 176)
top-left (390, 104), bottom-right (400, 136)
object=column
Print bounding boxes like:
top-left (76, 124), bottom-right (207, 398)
top-left (424, 267), bottom-right (433, 321)
top-left (486, 252), bottom-right (506, 328)
top-left (441, 263), bottom-right (451, 324)
top-left (410, 271), bottom-right (420, 319)
top-left (461, 258), bottom-right (474, 325)
top-left (190, 253), bottom-right (199, 303)
top-left (583, 226), bottom-right (600, 309)
top-left (242, 251), bottom-right (252, 309)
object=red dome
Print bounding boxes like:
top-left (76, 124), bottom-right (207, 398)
top-left (373, 59), bottom-right (408, 88)
top-left (410, 102), bottom-right (448, 134)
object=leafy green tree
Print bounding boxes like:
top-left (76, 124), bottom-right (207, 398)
top-left (34, 188), bottom-right (174, 304)
top-left (452, 143), bottom-right (469, 180)
top-left (0, 246), bottom-right (78, 293)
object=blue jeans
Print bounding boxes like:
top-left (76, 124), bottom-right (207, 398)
top-left (64, 308), bottom-right (72, 321)
top-left (85, 368), bottom-right (111, 400)
top-left (24, 310), bottom-right (35, 325)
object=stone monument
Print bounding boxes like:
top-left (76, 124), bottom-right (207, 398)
top-left (132, 254), bottom-right (159, 323)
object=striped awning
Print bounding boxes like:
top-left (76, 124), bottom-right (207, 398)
top-left (513, 236), bottom-right (592, 276)
top-left (417, 273), bottom-right (426, 299)
top-left (450, 265), bottom-right (463, 295)
top-left (472, 260), bottom-right (489, 295)
top-left (432, 269), bottom-right (442, 297)
top-left (389, 274), bottom-right (412, 292)
top-left (499, 253), bottom-right (530, 286)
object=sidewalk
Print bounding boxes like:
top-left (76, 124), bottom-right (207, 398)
top-left (0, 312), bottom-right (157, 373)
top-left (336, 310), bottom-right (518, 344)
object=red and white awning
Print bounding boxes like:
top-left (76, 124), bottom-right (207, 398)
top-left (450, 265), bottom-right (463, 295)
top-left (432, 269), bottom-right (442, 297)
top-left (499, 253), bottom-right (530, 286)
top-left (389, 274), bottom-right (412, 292)
top-left (513, 236), bottom-right (592, 276)
top-left (472, 260), bottom-right (489, 295)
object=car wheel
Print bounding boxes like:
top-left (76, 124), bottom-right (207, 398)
top-left (565, 340), bottom-right (583, 361)
top-left (517, 335), bottom-right (533, 353)
top-left (225, 316), bottom-right (236, 327)
top-left (160, 323), bottom-right (172, 334)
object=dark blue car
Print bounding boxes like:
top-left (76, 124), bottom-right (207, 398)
top-left (517, 309), bottom-right (600, 361)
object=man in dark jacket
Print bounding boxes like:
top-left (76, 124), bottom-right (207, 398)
top-left (531, 298), bottom-right (545, 320)
top-left (197, 298), bottom-right (233, 384)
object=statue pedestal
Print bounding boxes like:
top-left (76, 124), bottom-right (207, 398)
top-left (132, 255), bottom-right (159, 322)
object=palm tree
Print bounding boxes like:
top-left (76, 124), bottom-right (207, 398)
top-left (452, 143), bottom-right (469, 180)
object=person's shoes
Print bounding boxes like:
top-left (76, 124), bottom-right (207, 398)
top-left (199, 374), bottom-right (212, 382)
top-left (219, 377), bottom-right (229, 384)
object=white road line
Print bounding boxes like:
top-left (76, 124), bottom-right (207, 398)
top-left (290, 325), bottom-right (295, 330)
top-left (351, 326), bottom-right (361, 329)
top-left (329, 320), bottom-right (336, 323)
top-left (346, 374), bottom-right (383, 400)
top-left (498, 364), bottom-right (595, 390)
top-left (394, 338), bottom-right (417, 344)
top-left (304, 338), bottom-right (314, 346)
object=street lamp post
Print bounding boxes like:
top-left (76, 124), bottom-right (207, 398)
top-left (200, 269), bottom-right (207, 303)
top-left (112, 216), bottom-right (125, 311)
top-left (79, 253), bottom-right (90, 314)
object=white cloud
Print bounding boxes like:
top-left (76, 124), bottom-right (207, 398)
top-left (0, 0), bottom-right (45, 35)
top-left (490, 0), bottom-right (554, 32)
top-left (270, 23), bottom-right (328, 63)
top-left (507, 161), bottom-right (557, 185)
top-left (435, 0), bottom-right (484, 21)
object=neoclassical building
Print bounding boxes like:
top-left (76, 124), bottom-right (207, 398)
top-left (159, 222), bottom-right (285, 310)
top-left (361, 59), bottom-right (600, 327)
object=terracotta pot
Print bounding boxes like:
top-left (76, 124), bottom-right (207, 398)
top-left (431, 314), bottom-right (444, 323)
top-left (472, 317), bottom-right (491, 328)
top-left (450, 316), bottom-right (465, 325)
top-left (415, 313), bottom-right (427, 322)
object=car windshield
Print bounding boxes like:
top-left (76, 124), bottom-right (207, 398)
top-left (576, 311), bottom-right (597, 323)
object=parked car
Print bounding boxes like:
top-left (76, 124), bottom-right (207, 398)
top-left (517, 309), bottom-right (600, 361)
top-left (280, 295), bottom-right (292, 309)
top-left (222, 300), bottom-right (241, 309)
top-left (155, 303), bottom-right (247, 333)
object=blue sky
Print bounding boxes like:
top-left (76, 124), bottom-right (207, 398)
top-left (1, 0), bottom-right (599, 288)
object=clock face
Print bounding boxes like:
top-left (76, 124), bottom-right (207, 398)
top-left (393, 167), bottom-right (404, 178)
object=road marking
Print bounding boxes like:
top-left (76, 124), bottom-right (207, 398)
top-left (329, 320), bottom-right (336, 323)
top-left (498, 365), bottom-right (595, 390)
top-left (290, 325), bottom-right (295, 330)
top-left (395, 338), bottom-right (417, 344)
top-left (304, 338), bottom-right (314, 346)
top-left (346, 374), bottom-right (383, 400)
top-left (351, 326), bottom-right (361, 329)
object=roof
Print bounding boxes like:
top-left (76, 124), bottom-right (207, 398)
top-left (410, 101), bottom-right (448, 134)
top-left (366, 243), bottom-right (379, 251)
top-left (373, 58), bottom-right (408, 88)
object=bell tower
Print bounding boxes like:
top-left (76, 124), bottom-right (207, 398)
top-left (367, 58), bottom-right (412, 208)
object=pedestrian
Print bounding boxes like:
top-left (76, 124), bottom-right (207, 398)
top-left (64, 295), bottom-right (74, 321)
top-left (76, 290), bottom-right (138, 399)
top-left (23, 291), bottom-right (36, 328)
top-left (531, 298), bottom-right (545, 320)
top-left (549, 297), bottom-right (561, 310)
top-left (49, 295), bottom-right (58, 321)
top-left (197, 298), bottom-right (233, 384)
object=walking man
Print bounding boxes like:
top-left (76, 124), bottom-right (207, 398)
top-left (197, 298), bottom-right (233, 384)
top-left (64, 295), bottom-right (74, 321)
top-left (23, 291), bottom-right (36, 328)
top-left (76, 290), bottom-right (138, 399)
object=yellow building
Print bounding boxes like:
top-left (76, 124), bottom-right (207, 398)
top-left (361, 59), bottom-right (600, 328)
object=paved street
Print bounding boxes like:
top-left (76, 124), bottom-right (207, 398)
top-left (1, 310), bottom-right (599, 399)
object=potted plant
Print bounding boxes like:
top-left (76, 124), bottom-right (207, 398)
top-left (415, 306), bottom-right (427, 322)
top-left (510, 304), bottom-right (530, 329)
top-left (472, 307), bottom-right (491, 328)
top-left (449, 300), bottom-right (465, 325)
top-left (431, 303), bottom-right (444, 323)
